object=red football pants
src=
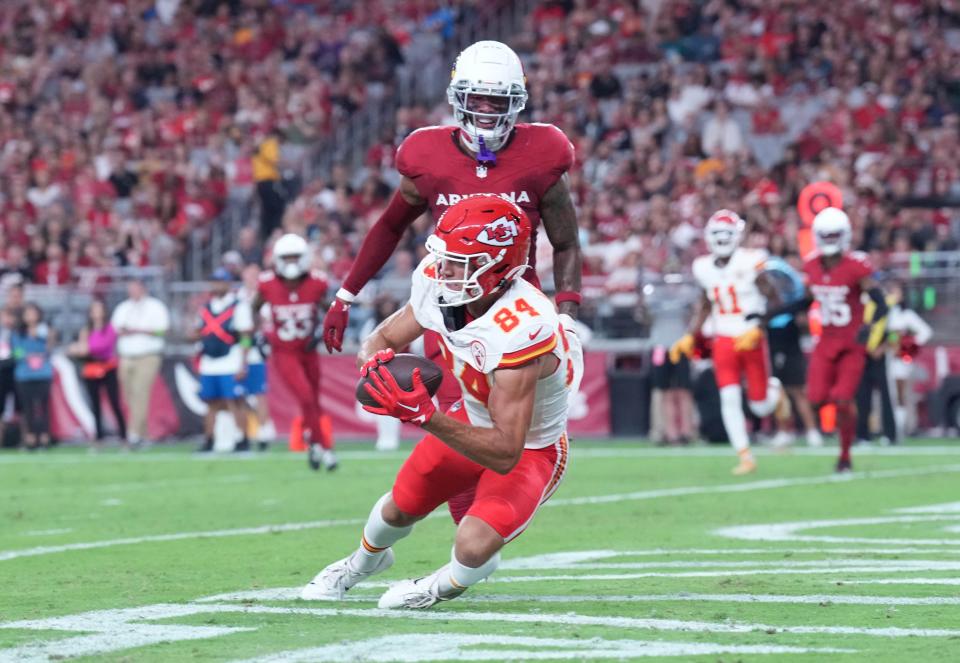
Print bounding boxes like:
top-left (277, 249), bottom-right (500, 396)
top-left (273, 350), bottom-right (332, 449)
top-left (807, 339), bottom-right (866, 404)
top-left (392, 401), bottom-right (569, 541)
top-left (712, 335), bottom-right (770, 402)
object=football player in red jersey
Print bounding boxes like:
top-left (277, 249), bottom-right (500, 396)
top-left (322, 40), bottom-right (583, 518)
top-left (255, 233), bottom-right (337, 471)
top-left (321, 40), bottom-right (583, 394)
top-left (758, 208), bottom-right (887, 473)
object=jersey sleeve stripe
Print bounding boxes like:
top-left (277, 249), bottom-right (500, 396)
top-left (497, 333), bottom-right (558, 368)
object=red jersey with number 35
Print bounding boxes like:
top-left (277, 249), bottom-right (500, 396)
top-left (257, 270), bottom-right (327, 352)
top-left (804, 251), bottom-right (873, 345)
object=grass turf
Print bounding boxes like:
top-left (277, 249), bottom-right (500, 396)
top-left (1, 439), bottom-right (960, 661)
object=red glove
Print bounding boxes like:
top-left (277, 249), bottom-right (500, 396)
top-left (323, 298), bottom-right (350, 353)
top-left (362, 366), bottom-right (436, 426)
top-left (360, 348), bottom-right (395, 377)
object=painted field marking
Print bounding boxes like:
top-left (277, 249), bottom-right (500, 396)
top-left (0, 603), bottom-right (255, 663)
top-left (840, 578), bottom-right (960, 586)
top-left (715, 514), bottom-right (960, 546)
top-left (228, 633), bottom-right (852, 663)
top-left (4, 473), bottom-right (257, 497)
top-left (4, 463), bottom-right (960, 563)
top-left (171, 603), bottom-right (960, 638)
top-left (4, 444), bottom-right (960, 466)
top-left (2, 598), bottom-right (956, 663)
top-left (193, 586), bottom-right (960, 608)
top-left (0, 517), bottom-right (365, 563)
top-left (23, 528), bottom-right (73, 537)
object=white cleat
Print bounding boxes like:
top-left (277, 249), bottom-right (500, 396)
top-left (322, 449), bottom-right (338, 471)
top-left (806, 429), bottom-right (824, 448)
top-left (301, 549), bottom-right (394, 601)
top-left (770, 430), bottom-right (795, 450)
top-left (377, 566), bottom-right (465, 610)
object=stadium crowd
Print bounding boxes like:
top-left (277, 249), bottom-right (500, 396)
top-left (276, 0), bottom-right (960, 307)
top-left (2, 0), bottom-right (956, 295)
top-left (0, 0), bottom-right (496, 286)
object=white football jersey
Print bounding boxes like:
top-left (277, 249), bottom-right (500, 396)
top-left (692, 248), bottom-right (768, 337)
top-left (409, 257), bottom-right (571, 449)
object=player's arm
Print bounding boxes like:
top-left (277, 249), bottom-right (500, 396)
top-left (753, 288), bottom-right (813, 326)
top-left (669, 290), bottom-right (710, 363)
top-left (540, 174), bottom-right (582, 318)
top-left (323, 176), bottom-right (427, 352)
top-left (421, 361), bottom-right (539, 474)
top-left (755, 272), bottom-right (782, 310)
top-left (357, 303), bottom-right (425, 369)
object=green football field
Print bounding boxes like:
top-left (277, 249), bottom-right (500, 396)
top-left (2, 440), bottom-right (960, 662)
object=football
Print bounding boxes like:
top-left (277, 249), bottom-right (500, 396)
top-left (356, 353), bottom-right (444, 408)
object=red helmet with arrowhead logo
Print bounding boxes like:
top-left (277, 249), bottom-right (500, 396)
top-left (424, 194), bottom-right (531, 306)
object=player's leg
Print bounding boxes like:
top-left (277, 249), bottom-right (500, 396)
top-left (198, 374), bottom-right (220, 452)
top-left (227, 382), bottom-right (251, 452)
top-left (855, 358), bottom-right (875, 443)
top-left (674, 356), bottom-right (696, 443)
top-left (876, 354), bottom-right (898, 444)
top-left (378, 433), bottom-right (568, 609)
top-left (304, 406), bottom-right (484, 601)
top-left (303, 351), bottom-right (337, 469)
top-left (713, 337), bottom-right (755, 473)
top-left (829, 346), bottom-right (867, 472)
top-left (743, 338), bottom-right (782, 418)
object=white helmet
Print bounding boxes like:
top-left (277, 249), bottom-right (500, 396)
top-left (704, 209), bottom-right (745, 258)
top-left (272, 233), bottom-right (310, 280)
top-left (447, 40), bottom-right (527, 153)
top-left (812, 207), bottom-right (851, 256)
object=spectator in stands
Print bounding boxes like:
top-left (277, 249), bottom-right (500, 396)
top-left (111, 279), bottom-right (170, 449)
top-left (68, 299), bottom-right (127, 451)
top-left (34, 244), bottom-right (71, 286)
top-left (12, 304), bottom-right (55, 451)
top-left (236, 226), bottom-right (264, 267)
top-left (701, 100), bottom-right (744, 157)
top-left (253, 128), bottom-right (287, 242)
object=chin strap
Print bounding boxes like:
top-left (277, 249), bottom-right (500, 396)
top-left (476, 135), bottom-right (497, 167)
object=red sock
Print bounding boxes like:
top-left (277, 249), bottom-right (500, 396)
top-left (836, 402), bottom-right (855, 462)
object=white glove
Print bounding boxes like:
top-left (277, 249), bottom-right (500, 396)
top-left (558, 313), bottom-right (585, 399)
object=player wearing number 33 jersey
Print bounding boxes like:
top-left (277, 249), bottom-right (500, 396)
top-left (256, 233), bottom-right (336, 470)
top-left (301, 194), bottom-right (575, 611)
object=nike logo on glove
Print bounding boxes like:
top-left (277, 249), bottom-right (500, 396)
top-left (397, 402), bottom-right (422, 413)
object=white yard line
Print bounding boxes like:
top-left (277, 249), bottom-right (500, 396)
top-left (462, 593), bottom-right (960, 607)
top-left (716, 514), bottom-right (960, 546)
top-left (840, 578), bottom-right (960, 586)
top-left (0, 518), bottom-right (365, 563)
top-left (481, 565), bottom-right (960, 582)
top-left (192, 604), bottom-right (960, 638)
top-left (228, 634), bottom-right (851, 663)
top-left (546, 463), bottom-right (960, 507)
top-left (193, 586), bottom-right (960, 607)
top-left (3, 463), bottom-right (960, 563)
